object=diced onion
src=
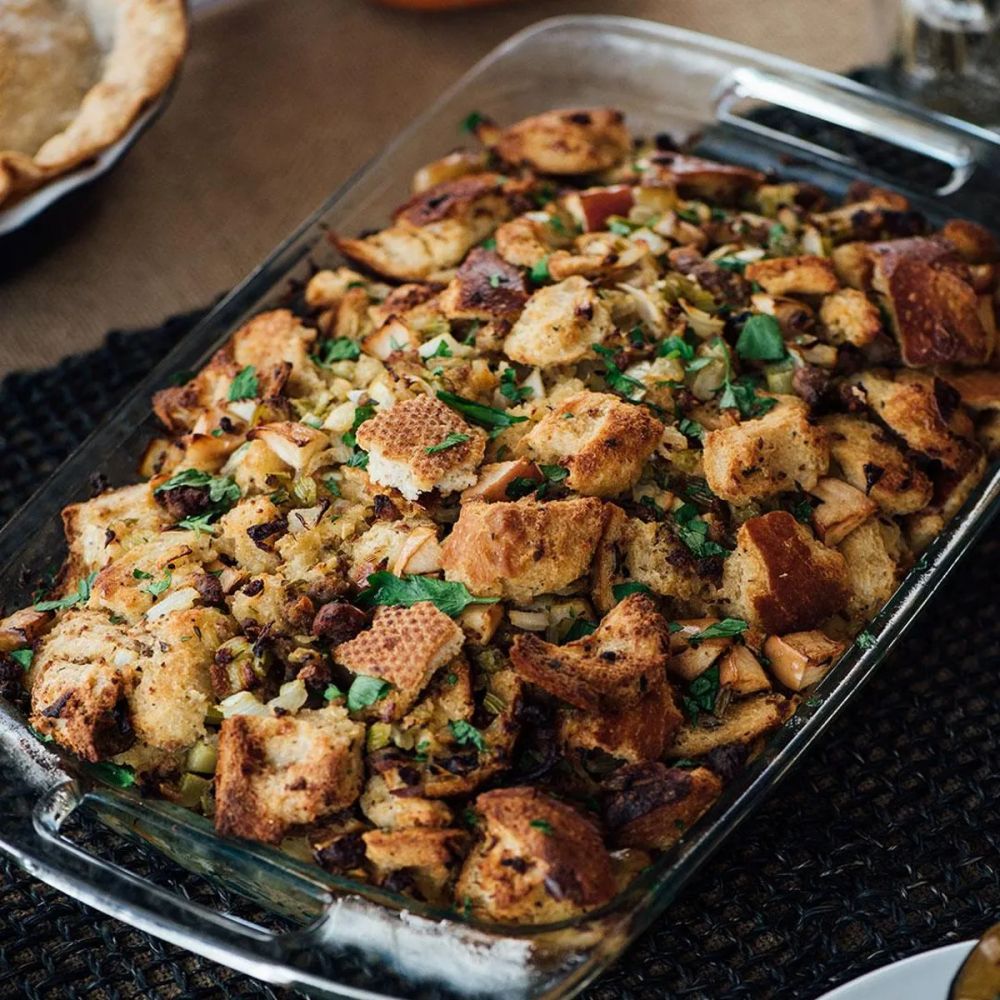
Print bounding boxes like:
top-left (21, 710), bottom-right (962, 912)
top-left (509, 610), bottom-right (549, 631)
top-left (267, 679), bottom-right (308, 715)
top-left (218, 690), bottom-right (271, 718)
top-left (146, 586), bottom-right (199, 621)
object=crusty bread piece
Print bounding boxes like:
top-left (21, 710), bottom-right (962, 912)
top-left (355, 396), bottom-right (486, 501)
top-left (603, 763), bottom-right (722, 850)
top-left (819, 288), bottom-right (882, 347)
top-left (230, 309), bottom-right (320, 398)
top-left (215, 706), bottom-right (364, 844)
top-left (703, 396), bottom-right (829, 503)
top-left (360, 773), bottom-right (454, 830)
top-left (216, 495), bottom-right (286, 575)
top-left (938, 219), bottom-right (999, 264)
top-left (822, 413), bottom-right (932, 515)
top-left (333, 603), bottom-right (465, 721)
top-left (519, 391), bottom-right (663, 498)
top-left (503, 276), bottom-right (613, 368)
top-left (934, 368), bottom-right (1000, 412)
top-left (665, 692), bottom-right (794, 759)
top-left (510, 593), bottom-right (669, 711)
top-left (723, 511), bottom-right (849, 633)
top-left (438, 248), bottom-right (528, 321)
top-left (336, 174), bottom-right (513, 282)
top-left (744, 255), bottom-right (839, 296)
top-left (363, 827), bottom-right (469, 904)
top-left (495, 108), bottom-right (630, 175)
top-left (646, 152), bottom-right (764, 203)
top-left (441, 496), bottom-right (612, 602)
top-left (456, 786), bottom-right (616, 924)
top-left (623, 519), bottom-right (721, 609)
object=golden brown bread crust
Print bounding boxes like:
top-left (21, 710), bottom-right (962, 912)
top-left (646, 152), bottom-right (764, 202)
top-left (723, 512), bottom-right (850, 633)
top-left (744, 255), bottom-right (839, 297)
top-left (440, 497), bottom-right (612, 602)
top-left (520, 391), bottom-right (664, 498)
top-left (495, 108), bottom-right (630, 175)
top-left (666, 693), bottom-right (795, 759)
top-left (439, 248), bottom-right (528, 320)
top-left (455, 786), bottom-right (616, 924)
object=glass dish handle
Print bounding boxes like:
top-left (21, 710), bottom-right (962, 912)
top-left (714, 65), bottom-right (993, 195)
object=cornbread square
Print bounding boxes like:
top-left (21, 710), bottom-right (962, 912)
top-left (333, 602), bottom-right (465, 720)
top-left (215, 706), bottom-right (364, 844)
top-left (356, 396), bottom-right (486, 501)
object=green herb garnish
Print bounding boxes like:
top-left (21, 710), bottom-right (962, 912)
top-left (658, 336), bottom-right (695, 360)
top-left (563, 619), bottom-right (597, 642)
top-left (678, 617), bottom-right (748, 643)
top-left (448, 719), bottom-right (487, 752)
top-left (426, 432), bottom-right (470, 455)
top-left (437, 390), bottom-right (527, 433)
top-left (682, 663), bottom-right (720, 724)
top-left (323, 684), bottom-right (345, 702)
top-left (735, 314), bottom-right (787, 362)
top-left (529, 257), bottom-right (550, 284)
top-left (343, 402), bottom-right (376, 449)
top-left (360, 571), bottom-right (498, 617)
top-left (35, 571), bottom-right (97, 613)
top-left (673, 503), bottom-right (729, 558)
top-left (593, 344), bottom-right (644, 401)
top-left (612, 581), bottom-right (653, 601)
top-left (10, 649), bottom-right (33, 670)
top-left (529, 819), bottom-right (554, 835)
top-left (140, 570), bottom-right (171, 599)
top-left (227, 365), bottom-right (259, 401)
top-left (678, 417), bottom-right (704, 441)
top-left (314, 338), bottom-right (361, 365)
top-left (499, 367), bottom-right (532, 404)
top-left (461, 110), bottom-right (485, 134)
top-left (347, 675), bottom-right (392, 712)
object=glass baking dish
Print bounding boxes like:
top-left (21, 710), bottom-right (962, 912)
top-left (1, 15), bottom-right (999, 1000)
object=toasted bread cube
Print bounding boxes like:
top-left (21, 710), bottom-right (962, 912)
top-left (935, 369), bottom-right (1000, 413)
top-left (718, 645), bottom-right (772, 696)
top-left (666, 692), bottom-right (794, 759)
top-left (412, 148), bottom-right (490, 194)
top-left (838, 518), bottom-right (901, 624)
top-left (648, 152), bottom-right (764, 203)
top-left (821, 413), bottom-right (932, 515)
top-left (519, 391), bottom-right (664, 498)
top-left (831, 241), bottom-right (873, 290)
top-left (356, 396), bottom-right (487, 501)
top-left (361, 773), bottom-right (454, 830)
top-left (29, 611), bottom-right (140, 761)
top-left (744, 255), bottom-right (838, 296)
top-left (623, 520), bottom-right (721, 608)
top-left (939, 219), bottom-right (999, 264)
top-left (363, 827), bottom-right (469, 904)
top-left (0, 607), bottom-right (50, 653)
top-left (807, 477), bottom-right (879, 546)
top-left (503, 276), bottom-right (613, 369)
top-left (334, 603), bottom-right (465, 721)
top-left (61, 483), bottom-right (170, 582)
top-left (439, 248), bottom-right (529, 320)
top-left (867, 236), bottom-right (992, 366)
top-left (904, 448), bottom-right (987, 552)
top-left (495, 108), bottom-right (630, 175)
top-left (130, 608), bottom-right (236, 751)
top-left (857, 370), bottom-right (971, 471)
top-left (723, 511), bottom-right (849, 633)
top-left (819, 288), bottom-right (882, 347)
top-left (764, 630), bottom-right (846, 691)
top-left (227, 439), bottom-right (290, 497)
top-left (215, 706), bottom-right (364, 844)
top-left (455, 787), bottom-right (616, 924)
top-left (509, 594), bottom-right (669, 711)
top-left (603, 763), bottom-right (722, 850)
top-left (441, 497), bottom-right (612, 602)
top-left (335, 174), bottom-right (513, 281)
top-left (702, 396), bottom-right (829, 503)
top-left (557, 675), bottom-right (683, 765)
top-left (248, 422), bottom-right (329, 473)
top-left (217, 495), bottom-right (286, 575)
top-left (460, 459), bottom-right (543, 503)
top-left (230, 309), bottom-right (321, 398)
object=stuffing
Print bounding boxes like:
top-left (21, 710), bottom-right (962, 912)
top-left (763, 630), bottom-right (846, 691)
top-left (822, 413), bottom-right (933, 515)
top-left (807, 477), bottom-right (879, 547)
top-left (509, 594), bottom-right (669, 711)
top-left (214, 706), bottom-right (364, 844)
top-left (622, 519), bottom-right (721, 609)
top-left (938, 219), bottom-right (999, 264)
top-left (602, 763), bottom-right (722, 850)
top-left (248, 422), bottom-right (329, 473)
top-left (440, 497), bottom-right (613, 602)
top-left (666, 692), bottom-right (795, 760)
top-left (836, 518), bottom-right (899, 628)
top-left (438, 248), bottom-right (529, 321)
top-left (723, 511), bottom-right (850, 632)
top-left (646, 152), bottom-right (765, 203)
top-left (347, 518), bottom-right (442, 585)
top-left (518, 391), bottom-right (664, 498)
top-left (216, 496), bottom-right (287, 575)
top-left (562, 184), bottom-right (636, 232)
top-left (355, 396), bottom-right (487, 501)
top-left (230, 309), bottom-right (321, 398)
top-left (360, 772), bottom-right (454, 830)
top-left (819, 287), bottom-right (882, 347)
top-left (744, 255), bottom-right (839, 296)
top-left (460, 459), bottom-right (543, 503)
top-left (502, 276), bottom-right (613, 368)
top-left (934, 368), bottom-right (1000, 413)
top-left (335, 174), bottom-right (513, 281)
top-left (363, 827), bottom-right (469, 904)
top-left (455, 787), bottom-right (617, 924)
top-left (333, 603), bottom-right (465, 721)
top-left (866, 237), bottom-right (993, 366)
top-left (494, 107), bottom-right (631, 175)
top-left (412, 148), bottom-right (490, 194)
top-left (702, 396), bottom-right (829, 503)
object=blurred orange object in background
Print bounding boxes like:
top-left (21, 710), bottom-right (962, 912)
top-left (372, 0), bottom-right (516, 9)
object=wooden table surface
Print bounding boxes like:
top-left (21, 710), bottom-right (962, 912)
top-left (0, 0), bottom-right (896, 376)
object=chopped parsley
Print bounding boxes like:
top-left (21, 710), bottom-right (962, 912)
top-left (529, 819), bottom-right (554, 835)
top-left (35, 571), bottom-right (97, 613)
top-left (346, 450), bottom-right (369, 469)
top-left (735, 314), bottom-right (787, 362)
top-left (10, 649), bottom-right (33, 670)
top-left (791, 498), bottom-right (814, 524)
top-left (425, 340), bottom-right (453, 360)
top-left (505, 476), bottom-right (541, 500)
top-left (342, 402), bottom-right (376, 449)
top-left (714, 256), bottom-right (747, 273)
top-left (140, 570), bottom-right (171, 599)
top-left (719, 375), bottom-right (778, 419)
top-left (563, 619), bottom-right (597, 642)
top-left (347, 675), bottom-right (392, 712)
top-left (479, 236), bottom-right (497, 251)
top-left (682, 663), bottom-right (720, 724)
top-left (84, 761), bottom-right (136, 789)
top-left (677, 207), bottom-right (701, 224)
top-left (323, 684), bottom-right (345, 702)
top-left (593, 344), bottom-right (644, 401)
top-left (227, 365), bottom-right (259, 401)
top-left (313, 337), bottom-right (360, 365)
top-left (499, 367), bottom-right (532, 404)
top-left (658, 336), bottom-right (695, 361)
top-left (608, 219), bottom-right (634, 236)
top-left (324, 476), bottom-right (341, 498)
top-left (529, 256), bottom-right (550, 284)
top-left (360, 571), bottom-right (498, 617)
top-left (426, 432), bottom-right (470, 455)
top-left (673, 503), bottom-right (729, 558)
top-left (153, 469), bottom-right (241, 531)
top-left (678, 617), bottom-right (748, 643)
top-left (612, 581), bottom-right (653, 601)
top-left (856, 630), bottom-right (877, 651)
top-left (437, 390), bottom-right (528, 434)
top-left (460, 110), bottom-right (485, 134)
top-left (449, 719), bottom-right (487, 752)
top-left (678, 417), bottom-right (704, 441)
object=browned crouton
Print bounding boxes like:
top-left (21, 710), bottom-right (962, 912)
top-left (0, 607), bottom-right (50, 653)
top-left (29, 611), bottom-right (140, 761)
top-left (519, 391), bottom-right (663, 498)
top-left (744, 255), bottom-right (839, 296)
top-left (819, 288), bottom-right (882, 347)
top-left (230, 310), bottom-right (321, 398)
top-left (441, 497), bottom-right (612, 602)
top-left (460, 459), bottom-right (543, 503)
top-left (363, 827), bottom-right (469, 904)
top-left (602, 763), bottom-right (722, 850)
top-left (866, 237), bottom-right (992, 366)
top-left (502, 276), bottom-right (613, 368)
top-left (215, 706), bottom-right (364, 844)
top-left (838, 518), bottom-right (901, 624)
top-left (360, 773), bottom-right (454, 829)
top-left (334, 603), bottom-right (465, 721)
top-left (935, 368), bottom-right (1000, 412)
top-left (666, 692), bottom-right (794, 759)
top-left (938, 219), bottom-right (999, 264)
top-left (438, 248), bottom-right (528, 320)
top-left (509, 594), bottom-right (669, 711)
top-left (455, 787), bottom-right (616, 924)
top-left (217, 496), bottom-right (286, 575)
top-left (495, 108), bottom-right (630, 175)
top-left (647, 152), bottom-right (764, 203)
top-left (822, 413), bottom-right (932, 515)
top-left (764, 630), bottom-right (846, 691)
top-left (831, 241), bottom-right (873, 290)
top-left (807, 477), bottom-right (879, 546)
top-left (622, 519), bottom-right (721, 609)
top-left (723, 511), bottom-right (849, 632)
top-left (336, 174), bottom-right (513, 282)
top-left (702, 396), bottom-right (829, 503)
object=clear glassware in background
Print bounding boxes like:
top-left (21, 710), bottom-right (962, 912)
top-left (893, 0), bottom-right (1000, 126)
